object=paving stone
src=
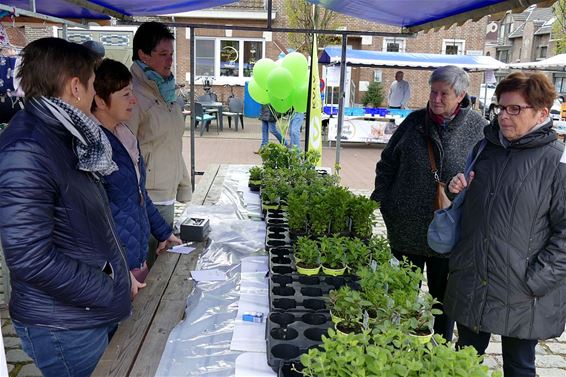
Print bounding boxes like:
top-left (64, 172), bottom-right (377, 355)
top-left (536, 367), bottom-right (566, 377)
top-left (6, 349), bottom-right (32, 363)
top-left (16, 363), bottom-right (42, 377)
top-left (536, 344), bottom-right (549, 355)
top-left (536, 355), bottom-right (566, 368)
top-left (546, 343), bottom-right (566, 355)
top-left (486, 342), bottom-right (502, 355)
top-left (483, 355), bottom-right (500, 369)
top-left (3, 336), bottom-right (21, 348)
top-left (555, 332), bottom-right (566, 342)
top-left (2, 322), bottom-right (17, 337)
top-left (7, 364), bottom-right (13, 373)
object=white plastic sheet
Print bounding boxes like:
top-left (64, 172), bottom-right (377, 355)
top-left (156, 165), bottom-right (270, 377)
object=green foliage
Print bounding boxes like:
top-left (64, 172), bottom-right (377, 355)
top-left (348, 194), bottom-right (379, 239)
top-left (553, 0), bottom-right (566, 54)
top-left (295, 236), bottom-right (320, 267)
top-left (248, 166), bottom-right (263, 181)
top-left (361, 81), bottom-right (385, 108)
top-left (300, 328), bottom-right (497, 377)
top-left (342, 238), bottom-right (372, 273)
top-left (283, 0), bottom-right (341, 53)
top-left (287, 186), bottom-right (310, 232)
top-left (328, 286), bottom-right (369, 331)
top-left (319, 236), bottom-right (346, 269)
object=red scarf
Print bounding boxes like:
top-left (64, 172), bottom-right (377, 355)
top-left (427, 103), bottom-right (461, 125)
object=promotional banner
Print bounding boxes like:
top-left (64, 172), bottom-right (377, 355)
top-left (307, 34), bottom-right (323, 166)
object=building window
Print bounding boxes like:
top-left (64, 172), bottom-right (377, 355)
top-left (497, 49), bottom-right (509, 63)
top-left (538, 45), bottom-right (548, 59)
top-left (442, 39), bottom-right (465, 55)
top-left (554, 75), bottom-right (566, 93)
top-left (195, 39), bottom-right (215, 76)
top-left (195, 37), bottom-right (264, 82)
top-left (382, 38), bottom-right (406, 53)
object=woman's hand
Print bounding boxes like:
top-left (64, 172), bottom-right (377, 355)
top-left (156, 233), bottom-right (182, 255)
top-left (449, 171), bottom-right (475, 194)
top-left (130, 272), bottom-right (146, 300)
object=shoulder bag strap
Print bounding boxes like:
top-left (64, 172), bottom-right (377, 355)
top-left (427, 138), bottom-right (440, 183)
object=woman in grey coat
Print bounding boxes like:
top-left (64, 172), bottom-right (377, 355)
top-left (447, 72), bottom-right (566, 377)
top-left (371, 66), bottom-right (487, 341)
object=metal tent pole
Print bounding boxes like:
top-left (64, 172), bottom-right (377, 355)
top-left (190, 27), bottom-right (196, 191)
top-left (334, 34), bottom-right (347, 170)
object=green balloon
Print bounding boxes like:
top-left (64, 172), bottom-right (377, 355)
top-left (267, 67), bottom-right (294, 100)
top-left (252, 58), bottom-right (276, 89)
top-left (248, 79), bottom-right (270, 105)
top-left (270, 94), bottom-right (292, 113)
top-left (281, 52), bottom-right (308, 86)
top-left (292, 81), bottom-right (308, 113)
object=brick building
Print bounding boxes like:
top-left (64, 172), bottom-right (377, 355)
top-left (172, 0), bottom-right (489, 109)
top-left (7, 0), bottom-right (489, 109)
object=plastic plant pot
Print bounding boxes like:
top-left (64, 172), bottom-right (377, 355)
top-left (296, 264), bottom-right (321, 276)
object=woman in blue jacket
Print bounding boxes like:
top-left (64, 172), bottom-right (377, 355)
top-left (92, 59), bottom-right (181, 297)
top-left (0, 38), bottom-right (131, 377)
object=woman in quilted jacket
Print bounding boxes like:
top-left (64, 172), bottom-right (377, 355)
top-left (92, 59), bottom-right (181, 299)
top-left (0, 38), bottom-right (131, 377)
top-left (447, 72), bottom-right (566, 376)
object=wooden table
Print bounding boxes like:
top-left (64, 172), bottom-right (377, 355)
top-left (93, 164), bottom-right (227, 377)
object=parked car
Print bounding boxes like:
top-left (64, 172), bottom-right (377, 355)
top-left (550, 98), bottom-right (563, 123)
top-left (478, 83), bottom-right (496, 111)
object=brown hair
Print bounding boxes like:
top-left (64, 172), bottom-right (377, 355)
top-left (132, 22), bottom-right (174, 61)
top-left (92, 59), bottom-right (132, 112)
top-left (495, 72), bottom-right (556, 110)
top-left (18, 37), bottom-right (97, 100)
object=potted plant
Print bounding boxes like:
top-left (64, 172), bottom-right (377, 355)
top-left (325, 186), bottom-right (352, 235)
top-left (361, 81), bottom-right (384, 108)
top-left (319, 236), bottom-right (347, 276)
top-left (294, 236), bottom-right (321, 275)
top-left (309, 190), bottom-right (331, 238)
top-left (328, 286), bottom-right (368, 334)
top-left (248, 166), bottom-right (262, 191)
top-left (287, 186), bottom-right (309, 239)
top-left (343, 238), bottom-right (372, 273)
top-left (398, 292), bottom-right (442, 343)
top-left (348, 195), bottom-right (378, 239)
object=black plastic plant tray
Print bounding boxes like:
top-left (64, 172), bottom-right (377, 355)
top-left (267, 311), bottom-right (331, 372)
top-left (265, 209), bottom-right (288, 225)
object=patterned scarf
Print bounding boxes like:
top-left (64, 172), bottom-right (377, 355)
top-left (135, 60), bottom-right (176, 104)
top-left (30, 96), bottom-right (118, 175)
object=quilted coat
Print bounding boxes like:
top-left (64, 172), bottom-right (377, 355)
top-left (0, 104), bottom-right (131, 329)
top-left (445, 119), bottom-right (566, 340)
top-left (100, 126), bottom-right (173, 270)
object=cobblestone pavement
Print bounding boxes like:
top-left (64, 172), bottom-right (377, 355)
top-left (1, 192), bottom-right (565, 376)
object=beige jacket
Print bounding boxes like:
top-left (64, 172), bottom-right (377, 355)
top-left (127, 62), bottom-right (191, 203)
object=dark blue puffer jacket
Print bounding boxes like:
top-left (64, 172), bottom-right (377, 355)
top-left (0, 103), bottom-right (132, 330)
top-left (100, 126), bottom-right (172, 270)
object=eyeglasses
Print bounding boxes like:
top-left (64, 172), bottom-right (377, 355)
top-left (493, 105), bottom-right (533, 116)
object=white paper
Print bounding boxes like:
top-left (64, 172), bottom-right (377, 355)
top-left (235, 352), bottom-right (276, 377)
top-left (231, 320), bottom-right (266, 352)
top-left (168, 245), bottom-right (196, 254)
top-left (190, 269), bottom-right (227, 282)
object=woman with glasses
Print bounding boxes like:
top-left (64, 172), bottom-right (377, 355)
top-left (446, 72), bottom-right (566, 377)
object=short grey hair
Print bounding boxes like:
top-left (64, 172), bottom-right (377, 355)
top-left (428, 65), bottom-right (470, 96)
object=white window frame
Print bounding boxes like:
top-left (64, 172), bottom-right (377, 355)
top-left (442, 39), bottom-right (465, 55)
top-left (194, 37), bottom-right (265, 85)
top-left (382, 37), bottom-right (406, 53)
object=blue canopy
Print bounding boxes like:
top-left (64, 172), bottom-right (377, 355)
top-left (1, 0), bottom-right (237, 19)
top-left (319, 47), bottom-right (507, 72)
top-left (307, 0), bottom-right (549, 31)
top-left (2, 0), bottom-right (549, 32)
